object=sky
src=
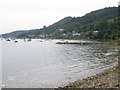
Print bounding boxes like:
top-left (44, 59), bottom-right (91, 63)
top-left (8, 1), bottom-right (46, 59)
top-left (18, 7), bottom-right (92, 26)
top-left (0, 0), bottom-right (119, 34)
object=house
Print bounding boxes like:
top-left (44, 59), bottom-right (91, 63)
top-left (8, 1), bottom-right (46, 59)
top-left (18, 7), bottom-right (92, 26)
top-left (93, 31), bottom-right (98, 35)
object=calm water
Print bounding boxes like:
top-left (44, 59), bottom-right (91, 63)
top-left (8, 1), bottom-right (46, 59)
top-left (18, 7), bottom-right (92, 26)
top-left (0, 40), bottom-right (2, 89)
top-left (1, 39), bottom-right (119, 88)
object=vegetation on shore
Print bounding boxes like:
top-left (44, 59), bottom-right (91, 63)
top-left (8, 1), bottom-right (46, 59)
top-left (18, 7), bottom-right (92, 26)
top-left (2, 6), bottom-right (120, 41)
top-left (17, 6), bottom-right (119, 40)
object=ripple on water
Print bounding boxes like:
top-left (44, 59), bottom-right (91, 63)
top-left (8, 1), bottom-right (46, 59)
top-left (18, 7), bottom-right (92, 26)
top-left (2, 40), bottom-right (119, 88)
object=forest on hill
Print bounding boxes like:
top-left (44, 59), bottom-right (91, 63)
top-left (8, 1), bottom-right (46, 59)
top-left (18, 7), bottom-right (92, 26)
top-left (3, 6), bottom-right (120, 40)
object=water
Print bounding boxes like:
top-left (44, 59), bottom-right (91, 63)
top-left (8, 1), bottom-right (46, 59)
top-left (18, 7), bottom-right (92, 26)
top-left (0, 40), bottom-right (2, 89)
top-left (1, 39), bottom-right (119, 88)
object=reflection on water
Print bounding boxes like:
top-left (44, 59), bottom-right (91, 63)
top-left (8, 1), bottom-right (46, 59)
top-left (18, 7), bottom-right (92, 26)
top-left (1, 39), bottom-right (119, 88)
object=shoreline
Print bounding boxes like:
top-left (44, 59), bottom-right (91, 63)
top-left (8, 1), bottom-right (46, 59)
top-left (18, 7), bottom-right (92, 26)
top-left (59, 65), bottom-right (119, 88)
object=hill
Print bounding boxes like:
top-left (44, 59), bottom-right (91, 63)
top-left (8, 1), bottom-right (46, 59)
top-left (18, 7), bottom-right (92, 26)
top-left (1, 30), bottom-right (29, 38)
top-left (2, 6), bottom-right (120, 40)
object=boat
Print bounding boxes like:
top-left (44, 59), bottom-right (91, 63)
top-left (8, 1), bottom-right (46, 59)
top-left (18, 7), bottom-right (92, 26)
top-left (14, 41), bottom-right (18, 43)
top-left (6, 39), bottom-right (11, 41)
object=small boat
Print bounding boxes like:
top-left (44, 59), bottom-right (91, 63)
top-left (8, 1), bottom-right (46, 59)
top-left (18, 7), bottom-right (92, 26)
top-left (6, 39), bottom-right (11, 41)
top-left (14, 41), bottom-right (18, 43)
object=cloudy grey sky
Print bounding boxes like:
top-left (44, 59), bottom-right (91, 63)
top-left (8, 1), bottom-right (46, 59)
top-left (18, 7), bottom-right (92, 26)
top-left (0, 0), bottom-right (119, 34)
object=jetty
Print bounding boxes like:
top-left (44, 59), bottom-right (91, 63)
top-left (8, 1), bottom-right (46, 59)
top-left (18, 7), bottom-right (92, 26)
top-left (56, 41), bottom-right (120, 46)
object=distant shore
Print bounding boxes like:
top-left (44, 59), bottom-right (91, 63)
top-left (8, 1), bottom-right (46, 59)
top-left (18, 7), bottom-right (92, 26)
top-left (59, 65), bottom-right (119, 88)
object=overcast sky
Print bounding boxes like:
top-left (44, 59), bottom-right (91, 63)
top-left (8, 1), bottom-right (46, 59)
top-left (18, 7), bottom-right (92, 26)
top-left (0, 0), bottom-right (119, 34)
